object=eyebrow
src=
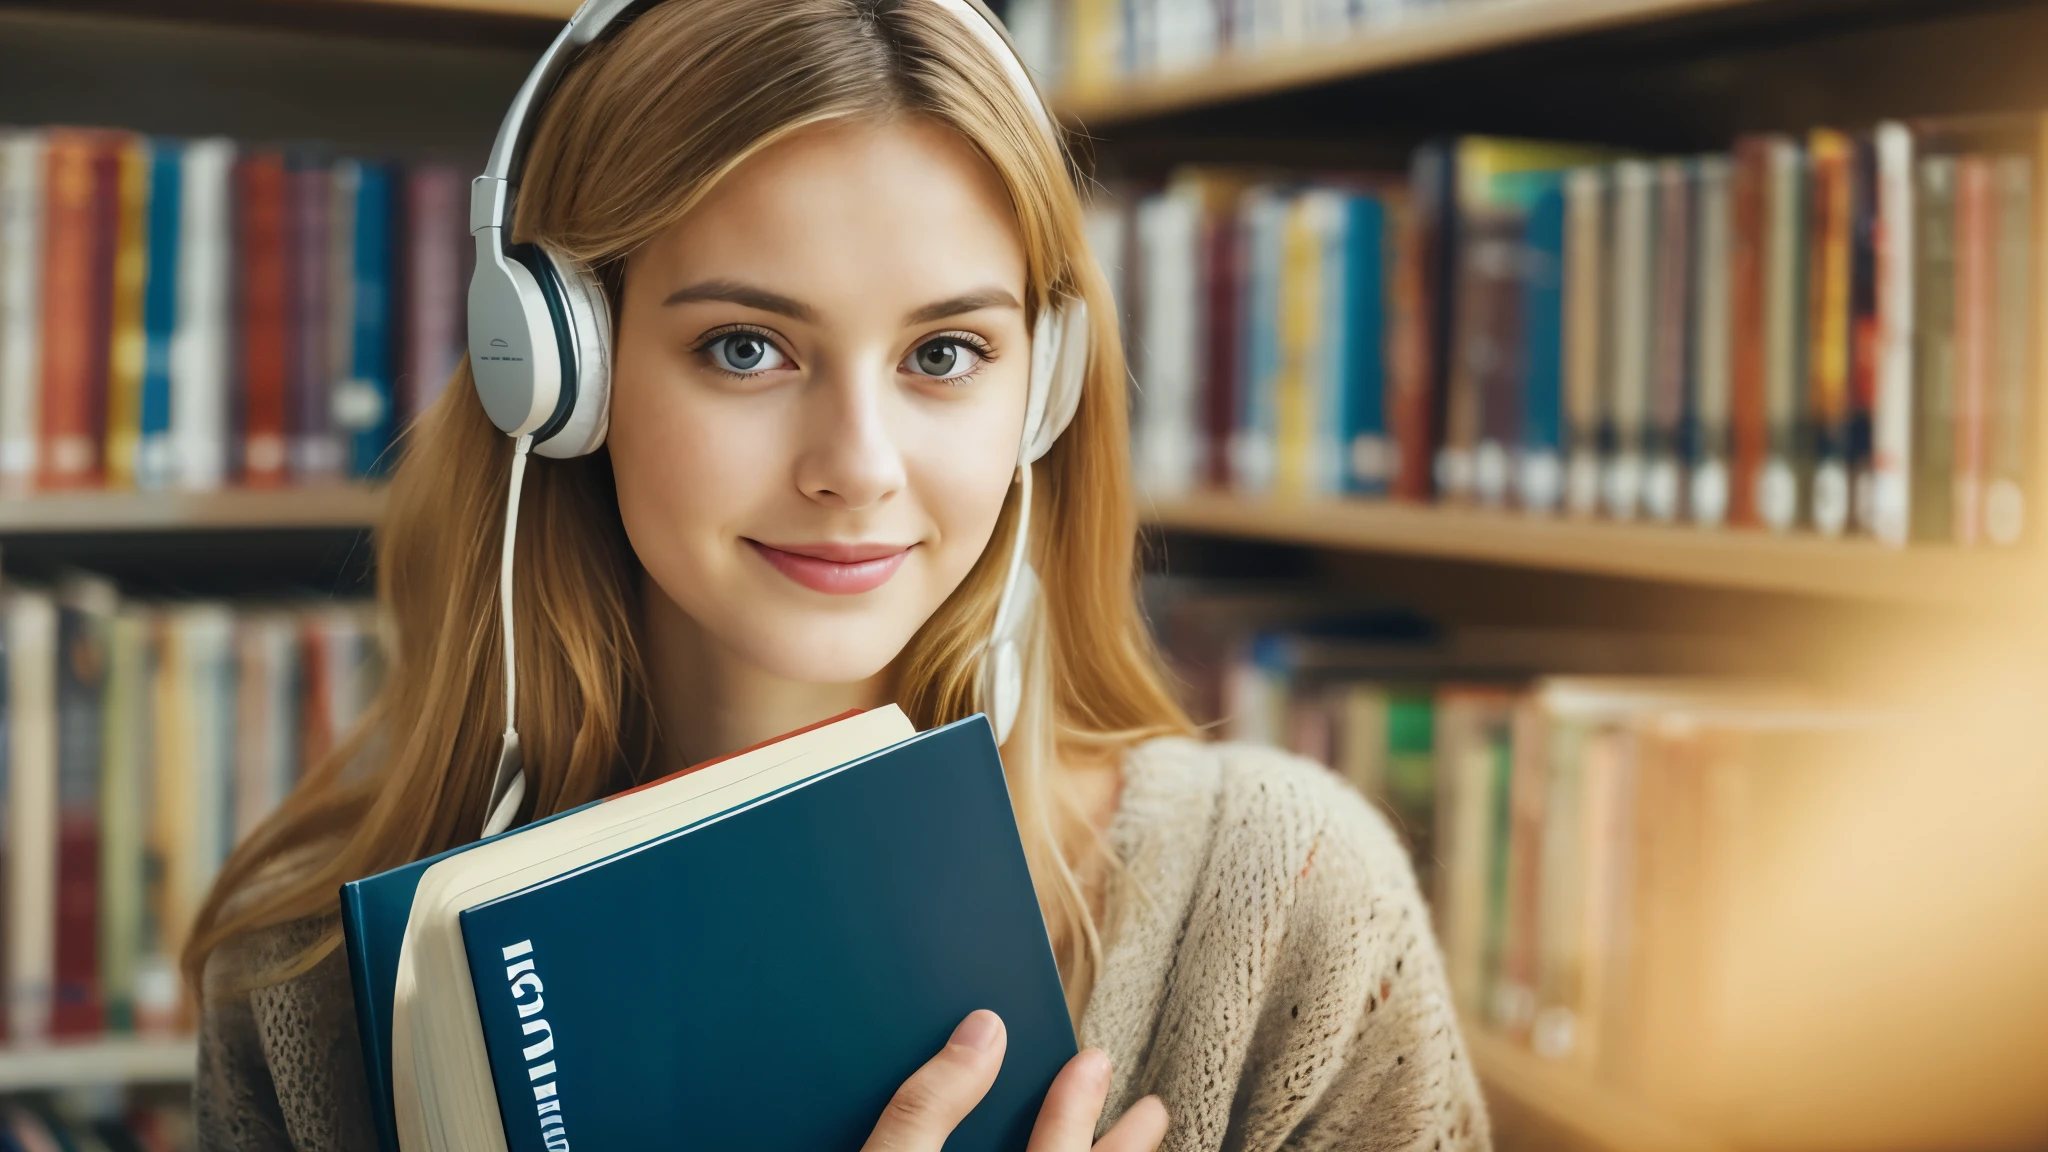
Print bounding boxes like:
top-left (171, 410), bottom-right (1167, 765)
top-left (661, 279), bottom-right (818, 322)
top-left (904, 288), bottom-right (1022, 325)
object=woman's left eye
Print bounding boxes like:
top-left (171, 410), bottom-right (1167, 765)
top-left (901, 337), bottom-right (985, 381)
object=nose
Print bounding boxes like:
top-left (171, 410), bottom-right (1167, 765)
top-left (793, 358), bottom-right (907, 512)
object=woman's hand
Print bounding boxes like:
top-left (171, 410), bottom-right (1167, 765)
top-left (862, 1009), bottom-right (1170, 1152)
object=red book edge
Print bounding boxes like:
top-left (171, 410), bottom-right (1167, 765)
top-left (608, 708), bottom-right (868, 802)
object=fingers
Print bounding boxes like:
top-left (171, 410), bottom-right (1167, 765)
top-left (863, 1010), bottom-right (1006, 1152)
top-left (1093, 1095), bottom-right (1168, 1152)
top-left (1025, 1048), bottom-right (1112, 1152)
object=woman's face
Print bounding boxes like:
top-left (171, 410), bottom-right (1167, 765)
top-left (609, 118), bottom-right (1031, 683)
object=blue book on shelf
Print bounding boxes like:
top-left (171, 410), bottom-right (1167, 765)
top-left (346, 162), bottom-right (395, 477)
top-left (137, 139), bottom-right (181, 490)
top-left (1340, 194), bottom-right (1389, 495)
top-left (1236, 188), bottom-right (1287, 493)
top-left (342, 715), bottom-right (1073, 1152)
top-left (1519, 175), bottom-right (1567, 505)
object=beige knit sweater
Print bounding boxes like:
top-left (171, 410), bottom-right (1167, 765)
top-left (196, 737), bottom-right (1490, 1152)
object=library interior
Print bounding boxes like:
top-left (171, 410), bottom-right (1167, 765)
top-left (1, 0), bottom-right (2046, 1149)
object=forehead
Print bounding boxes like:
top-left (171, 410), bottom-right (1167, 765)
top-left (639, 117), bottom-right (1027, 308)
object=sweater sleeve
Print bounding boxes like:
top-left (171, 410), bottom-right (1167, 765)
top-left (1219, 748), bottom-right (1492, 1152)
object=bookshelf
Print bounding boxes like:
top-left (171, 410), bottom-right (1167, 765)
top-left (0, 1039), bottom-right (196, 1091)
top-left (1144, 494), bottom-right (2039, 607)
top-left (0, 486), bottom-right (387, 535)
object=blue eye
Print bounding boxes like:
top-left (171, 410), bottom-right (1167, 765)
top-left (902, 337), bottom-right (985, 381)
top-left (706, 331), bottom-right (787, 374)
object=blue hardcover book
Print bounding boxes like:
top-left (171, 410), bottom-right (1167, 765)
top-left (1519, 176), bottom-right (1568, 511)
top-left (1339, 194), bottom-right (1389, 495)
top-left (343, 711), bottom-right (1073, 1152)
top-left (346, 162), bottom-right (394, 477)
top-left (1235, 187), bottom-right (1287, 494)
top-left (137, 139), bottom-right (181, 490)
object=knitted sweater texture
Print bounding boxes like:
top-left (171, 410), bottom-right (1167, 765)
top-left (195, 737), bottom-right (1489, 1151)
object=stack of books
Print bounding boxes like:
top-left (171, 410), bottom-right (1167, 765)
top-left (1101, 116), bottom-right (2039, 548)
top-left (1, 575), bottom-right (380, 1045)
top-left (0, 128), bottom-right (470, 495)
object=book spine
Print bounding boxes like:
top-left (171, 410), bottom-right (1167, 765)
top-left (1760, 137), bottom-right (1806, 533)
top-left (345, 163), bottom-right (396, 478)
top-left (1474, 210), bottom-right (1525, 509)
top-left (137, 140), bottom-right (182, 491)
top-left (1233, 189), bottom-right (1284, 495)
top-left (1986, 154), bottom-right (2032, 547)
top-left (37, 131), bottom-right (110, 490)
top-left (237, 152), bottom-right (291, 488)
top-left (1604, 160), bottom-right (1654, 521)
top-left (1407, 142), bottom-right (1455, 502)
top-left (1807, 129), bottom-right (1855, 537)
top-left (1872, 123), bottom-right (1916, 547)
top-left (1563, 167), bottom-right (1606, 517)
top-left (1644, 159), bottom-right (1692, 524)
top-left (0, 132), bottom-right (45, 493)
top-left (403, 165), bottom-right (464, 424)
top-left (5, 592), bottom-right (57, 1042)
top-left (1314, 193), bottom-right (1350, 496)
top-left (1275, 192), bottom-right (1322, 498)
top-left (104, 136), bottom-right (151, 490)
top-left (1728, 139), bottom-right (1768, 529)
top-left (1691, 156), bottom-right (1734, 528)
top-left (99, 612), bottom-right (149, 1033)
top-left (288, 154), bottom-right (335, 481)
top-left (1912, 153), bottom-right (1959, 545)
top-left (1518, 178), bottom-right (1566, 513)
top-left (1954, 155), bottom-right (1994, 546)
top-left (1440, 199), bottom-right (1493, 506)
top-left (1133, 185), bottom-right (1203, 497)
top-left (1848, 136), bottom-right (1881, 537)
top-left (51, 578), bottom-right (114, 1037)
top-left (1345, 194), bottom-right (1392, 496)
top-left (173, 138), bottom-right (235, 492)
top-left (325, 160), bottom-right (360, 481)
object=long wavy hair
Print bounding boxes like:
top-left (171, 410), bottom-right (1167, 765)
top-left (185, 0), bottom-right (1193, 1018)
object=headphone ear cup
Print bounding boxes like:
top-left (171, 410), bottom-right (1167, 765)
top-left (1020, 296), bottom-right (1088, 465)
top-left (531, 245), bottom-right (613, 459)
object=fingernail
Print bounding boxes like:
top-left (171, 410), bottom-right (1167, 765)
top-left (1079, 1047), bottom-right (1111, 1089)
top-left (952, 1010), bottom-right (1001, 1052)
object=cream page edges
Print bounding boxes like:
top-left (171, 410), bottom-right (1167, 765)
top-left (390, 706), bottom-right (917, 1152)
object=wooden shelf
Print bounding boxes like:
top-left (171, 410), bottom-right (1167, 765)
top-left (0, 485), bottom-right (386, 535)
top-left (0, 1037), bottom-right (196, 1090)
top-left (1143, 493), bottom-right (2041, 606)
top-left (1054, 0), bottom-right (1807, 126)
top-left (1467, 1025), bottom-right (1728, 1152)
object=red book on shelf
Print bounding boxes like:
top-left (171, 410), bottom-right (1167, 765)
top-left (404, 165), bottom-right (465, 423)
top-left (238, 151), bottom-right (292, 487)
top-left (52, 586), bottom-right (111, 1037)
top-left (1202, 199), bottom-right (1241, 490)
top-left (1727, 137), bottom-right (1769, 528)
top-left (1953, 155), bottom-right (1994, 546)
top-left (37, 130), bottom-right (117, 490)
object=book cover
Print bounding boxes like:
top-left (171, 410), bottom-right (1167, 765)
top-left (104, 135), bottom-right (150, 490)
top-left (37, 129), bottom-right (114, 490)
top-left (1912, 153), bottom-right (1958, 544)
top-left (5, 591), bottom-right (57, 1042)
top-left (137, 138), bottom-right (182, 491)
top-left (1806, 129), bottom-right (1854, 537)
top-left (0, 132), bottom-right (45, 493)
top-left (51, 576), bottom-right (115, 1036)
top-left (236, 151), bottom-right (292, 487)
top-left (1871, 123), bottom-right (1916, 547)
top-left (172, 138), bottom-right (236, 492)
top-left (1644, 158), bottom-right (1692, 524)
top-left (1690, 156), bottom-right (1734, 528)
top-left (457, 717), bottom-right (1072, 1152)
top-left (1562, 167), bottom-right (1605, 517)
top-left (1985, 153), bottom-right (2032, 547)
top-left (289, 150), bottom-right (338, 481)
top-left (1728, 138), bottom-right (1769, 529)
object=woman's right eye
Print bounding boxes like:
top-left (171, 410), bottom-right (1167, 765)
top-left (704, 331), bottom-right (789, 375)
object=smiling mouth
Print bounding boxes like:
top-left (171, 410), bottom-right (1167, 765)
top-left (745, 539), bottom-right (914, 595)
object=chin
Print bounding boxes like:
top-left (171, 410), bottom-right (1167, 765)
top-left (734, 615), bottom-right (917, 685)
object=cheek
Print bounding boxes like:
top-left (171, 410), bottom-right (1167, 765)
top-left (904, 389), bottom-right (1026, 584)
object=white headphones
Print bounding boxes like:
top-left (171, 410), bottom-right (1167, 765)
top-left (472, 0), bottom-right (1088, 836)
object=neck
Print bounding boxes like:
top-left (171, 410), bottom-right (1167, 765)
top-left (640, 571), bottom-right (889, 771)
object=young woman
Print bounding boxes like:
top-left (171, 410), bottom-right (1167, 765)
top-left (186, 1), bottom-right (1488, 1149)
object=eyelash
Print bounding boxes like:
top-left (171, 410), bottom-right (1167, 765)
top-left (912, 331), bottom-right (998, 384)
top-left (691, 323), bottom-right (791, 378)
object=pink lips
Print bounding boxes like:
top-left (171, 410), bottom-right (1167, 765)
top-left (746, 539), bottom-right (913, 595)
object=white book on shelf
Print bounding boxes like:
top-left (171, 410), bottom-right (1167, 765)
top-left (1760, 136), bottom-right (1804, 533)
top-left (5, 588), bottom-right (58, 1043)
top-left (0, 131), bottom-right (44, 494)
top-left (235, 614), bottom-right (301, 841)
top-left (1603, 159), bottom-right (1654, 521)
top-left (171, 137), bottom-right (236, 492)
top-left (1871, 122), bottom-right (1915, 547)
top-left (1133, 182), bottom-right (1205, 498)
top-left (174, 604), bottom-right (239, 914)
top-left (1691, 155), bottom-right (1733, 528)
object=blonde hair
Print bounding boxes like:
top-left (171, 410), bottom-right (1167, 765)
top-left (186, 0), bottom-right (1193, 1019)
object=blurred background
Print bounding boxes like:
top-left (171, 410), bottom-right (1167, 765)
top-left (1, 0), bottom-right (2047, 1149)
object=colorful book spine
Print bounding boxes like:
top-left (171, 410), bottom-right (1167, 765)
top-left (1760, 137), bottom-right (1806, 533)
top-left (1871, 123), bottom-right (1916, 547)
top-left (1406, 142), bottom-right (1455, 503)
top-left (99, 611), bottom-right (150, 1033)
top-left (1728, 138), bottom-right (1769, 529)
top-left (0, 132), bottom-right (45, 493)
top-left (172, 137), bottom-right (235, 492)
top-left (403, 165), bottom-right (465, 424)
top-left (236, 150), bottom-right (292, 487)
top-left (1912, 154), bottom-right (1959, 544)
top-left (1275, 190), bottom-right (1326, 497)
top-left (1344, 193), bottom-right (1392, 495)
top-left (104, 136), bottom-right (150, 490)
top-left (51, 577), bottom-right (115, 1037)
top-left (1604, 160), bottom-right (1654, 521)
top-left (1518, 176), bottom-right (1566, 513)
top-left (1691, 156), bottom-right (1734, 527)
top-left (1204, 192), bottom-right (1242, 489)
top-left (289, 150), bottom-right (337, 482)
top-left (38, 130), bottom-right (114, 490)
top-left (1563, 167), bottom-right (1605, 517)
top-left (1232, 186), bottom-right (1285, 494)
top-left (344, 163), bottom-right (397, 477)
top-left (1807, 129), bottom-right (1855, 537)
top-left (5, 590), bottom-right (57, 1042)
top-left (1644, 159), bottom-right (1692, 524)
top-left (136, 139), bottom-right (182, 491)
top-left (1848, 136), bottom-right (1880, 537)
top-left (325, 159), bottom-right (360, 481)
